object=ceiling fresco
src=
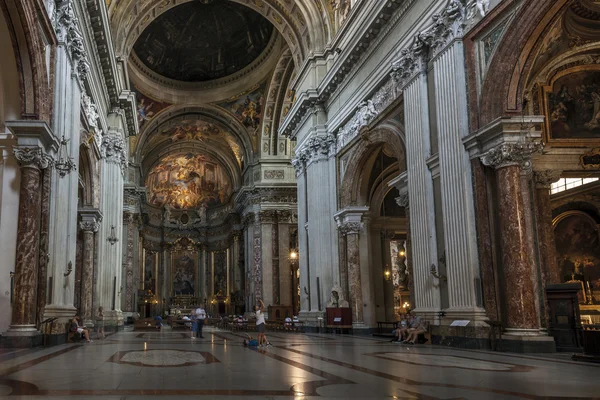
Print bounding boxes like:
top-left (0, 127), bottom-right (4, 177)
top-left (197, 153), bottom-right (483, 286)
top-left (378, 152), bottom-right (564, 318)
top-left (143, 119), bottom-right (244, 167)
top-left (132, 1), bottom-right (274, 82)
top-left (133, 86), bottom-right (172, 130)
top-left (146, 153), bottom-right (232, 210)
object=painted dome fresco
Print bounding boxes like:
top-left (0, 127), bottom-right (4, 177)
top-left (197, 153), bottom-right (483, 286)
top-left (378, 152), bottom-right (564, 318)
top-left (132, 1), bottom-right (274, 82)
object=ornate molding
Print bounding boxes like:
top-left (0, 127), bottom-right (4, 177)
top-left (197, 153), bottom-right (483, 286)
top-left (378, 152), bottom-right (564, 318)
top-left (338, 222), bottom-right (364, 236)
top-left (101, 133), bottom-right (128, 172)
top-left (534, 170), bottom-right (562, 189)
top-left (480, 142), bottom-right (545, 170)
top-left (55, 0), bottom-right (90, 82)
top-left (13, 147), bottom-right (53, 170)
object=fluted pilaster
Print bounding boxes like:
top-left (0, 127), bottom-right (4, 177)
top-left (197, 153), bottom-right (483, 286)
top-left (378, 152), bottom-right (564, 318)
top-left (403, 72), bottom-right (441, 316)
top-left (432, 40), bottom-right (486, 319)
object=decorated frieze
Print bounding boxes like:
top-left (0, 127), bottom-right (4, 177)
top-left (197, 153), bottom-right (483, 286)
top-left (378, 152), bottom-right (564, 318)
top-left (55, 0), bottom-right (90, 82)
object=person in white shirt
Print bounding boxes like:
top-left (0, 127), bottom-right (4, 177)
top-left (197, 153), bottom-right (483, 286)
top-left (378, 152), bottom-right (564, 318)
top-left (194, 304), bottom-right (207, 338)
top-left (254, 299), bottom-right (271, 347)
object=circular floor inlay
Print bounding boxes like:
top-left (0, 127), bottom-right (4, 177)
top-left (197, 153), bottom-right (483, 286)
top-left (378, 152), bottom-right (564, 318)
top-left (121, 350), bottom-right (206, 366)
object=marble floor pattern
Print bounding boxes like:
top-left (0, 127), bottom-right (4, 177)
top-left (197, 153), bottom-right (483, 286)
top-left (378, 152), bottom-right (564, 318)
top-left (0, 327), bottom-right (599, 399)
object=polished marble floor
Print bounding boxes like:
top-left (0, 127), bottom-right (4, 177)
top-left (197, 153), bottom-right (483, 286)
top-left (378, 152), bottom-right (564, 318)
top-left (0, 327), bottom-right (599, 399)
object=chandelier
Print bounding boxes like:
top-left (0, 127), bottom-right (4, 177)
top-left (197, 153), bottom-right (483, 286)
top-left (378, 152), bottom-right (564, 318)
top-left (54, 135), bottom-right (76, 177)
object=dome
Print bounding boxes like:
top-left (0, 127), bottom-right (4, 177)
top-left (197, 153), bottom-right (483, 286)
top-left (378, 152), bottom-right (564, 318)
top-left (132, 1), bottom-right (274, 82)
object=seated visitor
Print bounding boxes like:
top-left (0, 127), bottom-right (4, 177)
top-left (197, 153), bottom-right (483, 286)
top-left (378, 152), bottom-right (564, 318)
top-left (403, 315), bottom-right (428, 344)
top-left (392, 314), bottom-right (410, 342)
top-left (154, 315), bottom-right (163, 329)
top-left (71, 316), bottom-right (92, 343)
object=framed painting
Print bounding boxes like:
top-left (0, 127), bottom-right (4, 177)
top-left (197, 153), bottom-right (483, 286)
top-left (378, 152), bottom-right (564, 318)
top-left (542, 66), bottom-right (600, 146)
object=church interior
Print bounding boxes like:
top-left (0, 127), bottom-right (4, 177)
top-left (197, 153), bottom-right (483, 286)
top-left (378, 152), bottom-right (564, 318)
top-left (0, 0), bottom-right (600, 397)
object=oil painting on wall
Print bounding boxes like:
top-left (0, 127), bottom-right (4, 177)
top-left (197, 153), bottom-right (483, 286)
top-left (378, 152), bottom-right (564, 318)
top-left (545, 69), bottom-right (600, 142)
top-left (173, 252), bottom-right (195, 295)
top-left (213, 251), bottom-right (227, 296)
top-left (554, 212), bottom-right (600, 303)
top-left (146, 153), bottom-right (232, 209)
top-left (144, 250), bottom-right (157, 295)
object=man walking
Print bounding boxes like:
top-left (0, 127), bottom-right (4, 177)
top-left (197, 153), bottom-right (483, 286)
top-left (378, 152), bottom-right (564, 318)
top-left (194, 303), bottom-right (207, 338)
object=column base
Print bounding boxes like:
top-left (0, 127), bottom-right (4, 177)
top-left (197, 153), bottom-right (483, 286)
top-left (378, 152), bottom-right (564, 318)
top-left (1, 329), bottom-right (43, 348)
top-left (441, 307), bottom-right (489, 326)
top-left (500, 333), bottom-right (556, 353)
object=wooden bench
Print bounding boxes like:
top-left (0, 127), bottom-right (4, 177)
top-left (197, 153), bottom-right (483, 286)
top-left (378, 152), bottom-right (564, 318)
top-left (170, 319), bottom-right (192, 330)
top-left (133, 318), bottom-right (161, 331)
top-left (375, 321), bottom-right (398, 337)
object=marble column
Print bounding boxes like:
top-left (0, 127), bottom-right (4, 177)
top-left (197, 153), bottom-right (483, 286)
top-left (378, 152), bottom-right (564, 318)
top-left (534, 171), bottom-right (562, 285)
top-left (253, 213), bottom-right (262, 302)
top-left (79, 211), bottom-right (101, 326)
top-left (272, 213), bottom-right (280, 305)
top-left (481, 143), bottom-right (543, 334)
top-left (402, 67), bottom-right (441, 318)
top-left (396, 193), bottom-right (415, 308)
top-left (258, 210), bottom-right (275, 306)
top-left (432, 40), bottom-right (486, 320)
top-left (338, 221), bottom-right (365, 326)
top-left (122, 213), bottom-right (136, 313)
top-left (8, 147), bottom-right (52, 333)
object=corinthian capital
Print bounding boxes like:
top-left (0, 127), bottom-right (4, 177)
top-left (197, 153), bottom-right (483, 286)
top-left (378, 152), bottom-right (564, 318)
top-left (55, 0), bottom-right (90, 81)
top-left (13, 147), bottom-right (53, 170)
top-left (79, 219), bottom-right (100, 233)
top-left (396, 193), bottom-right (409, 208)
top-left (101, 133), bottom-right (128, 172)
top-left (338, 222), bottom-right (364, 236)
top-left (480, 142), bottom-right (544, 170)
top-left (534, 170), bottom-right (562, 189)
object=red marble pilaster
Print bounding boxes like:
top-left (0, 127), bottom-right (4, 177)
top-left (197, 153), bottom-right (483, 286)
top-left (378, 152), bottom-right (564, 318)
top-left (80, 230), bottom-right (95, 322)
top-left (36, 167), bottom-right (51, 327)
top-left (495, 164), bottom-right (538, 331)
top-left (346, 233), bottom-right (363, 324)
top-left (471, 159), bottom-right (499, 321)
top-left (534, 171), bottom-right (562, 285)
top-left (123, 213), bottom-right (135, 312)
top-left (10, 147), bottom-right (51, 331)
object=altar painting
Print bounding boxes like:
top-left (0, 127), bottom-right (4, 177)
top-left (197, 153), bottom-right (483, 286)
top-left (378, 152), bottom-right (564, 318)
top-left (173, 252), bottom-right (195, 295)
top-left (554, 212), bottom-right (600, 303)
top-left (143, 250), bottom-right (158, 295)
top-left (545, 68), bottom-right (600, 144)
top-left (213, 251), bottom-right (227, 295)
top-left (146, 153), bottom-right (232, 209)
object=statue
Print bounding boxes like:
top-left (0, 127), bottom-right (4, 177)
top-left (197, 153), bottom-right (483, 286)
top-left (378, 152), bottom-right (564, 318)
top-left (327, 285), bottom-right (349, 308)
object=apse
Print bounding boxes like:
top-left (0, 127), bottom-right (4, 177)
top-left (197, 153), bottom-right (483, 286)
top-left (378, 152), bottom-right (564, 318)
top-left (146, 152), bottom-right (232, 210)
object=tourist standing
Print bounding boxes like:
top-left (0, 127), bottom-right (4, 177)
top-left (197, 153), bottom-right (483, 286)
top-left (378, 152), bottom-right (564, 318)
top-left (255, 299), bottom-right (271, 347)
top-left (194, 303), bottom-right (207, 338)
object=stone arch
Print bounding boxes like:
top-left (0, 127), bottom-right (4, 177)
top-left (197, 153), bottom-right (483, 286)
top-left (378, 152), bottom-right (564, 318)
top-left (339, 125), bottom-right (406, 208)
top-left (476, 0), bottom-right (569, 129)
top-left (78, 145), bottom-right (94, 208)
top-left (135, 104), bottom-right (256, 166)
top-left (0, 0), bottom-right (55, 122)
top-left (109, 0), bottom-right (329, 66)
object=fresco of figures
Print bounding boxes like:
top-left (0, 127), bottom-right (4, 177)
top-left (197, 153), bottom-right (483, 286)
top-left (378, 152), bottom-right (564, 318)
top-left (219, 84), bottom-right (265, 130)
top-left (555, 212), bottom-right (600, 303)
top-left (547, 70), bottom-right (600, 140)
top-left (146, 152), bottom-right (232, 209)
top-left (173, 253), bottom-right (195, 295)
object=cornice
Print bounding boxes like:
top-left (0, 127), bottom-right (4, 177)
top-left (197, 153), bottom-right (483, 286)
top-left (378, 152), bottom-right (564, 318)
top-left (279, 0), bottom-right (406, 139)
